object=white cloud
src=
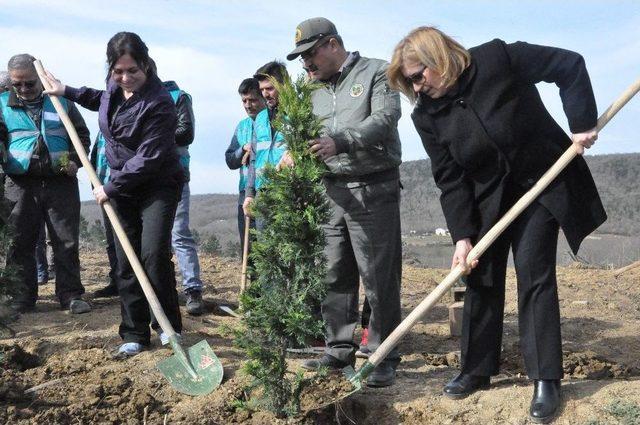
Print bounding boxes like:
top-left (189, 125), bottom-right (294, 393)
top-left (2, 1), bottom-right (639, 200)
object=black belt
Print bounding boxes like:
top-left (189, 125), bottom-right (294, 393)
top-left (324, 167), bottom-right (399, 185)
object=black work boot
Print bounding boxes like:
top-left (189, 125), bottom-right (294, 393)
top-left (302, 354), bottom-right (354, 371)
top-left (529, 379), bottom-right (561, 423)
top-left (94, 284), bottom-right (118, 298)
top-left (185, 290), bottom-right (204, 316)
top-left (366, 362), bottom-right (396, 387)
top-left (443, 373), bottom-right (490, 399)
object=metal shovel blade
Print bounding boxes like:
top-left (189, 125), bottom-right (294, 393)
top-left (343, 361), bottom-right (372, 393)
top-left (219, 305), bottom-right (242, 318)
top-left (157, 338), bottom-right (223, 396)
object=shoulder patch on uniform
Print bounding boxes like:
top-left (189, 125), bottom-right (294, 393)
top-left (350, 83), bottom-right (364, 98)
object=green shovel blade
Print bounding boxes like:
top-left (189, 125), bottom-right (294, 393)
top-left (157, 339), bottom-right (223, 396)
top-left (343, 361), bottom-right (372, 393)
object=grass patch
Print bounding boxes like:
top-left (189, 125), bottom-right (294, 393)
top-left (605, 399), bottom-right (640, 425)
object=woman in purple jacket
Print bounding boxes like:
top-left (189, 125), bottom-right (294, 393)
top-left (45, 32), bottom-right (185, 357)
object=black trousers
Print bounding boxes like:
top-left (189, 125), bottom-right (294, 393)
top-left (110, 185), bottom-right (182, 345)
top-left (460, 201), bottom-right (563, 380)
top-left (4, 175), bottom-right (84, 307)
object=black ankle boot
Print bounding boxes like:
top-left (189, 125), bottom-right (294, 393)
top-left (529, 379), bottom-right (561, 423)
top-left (442, 373), bottom-right (490, 399)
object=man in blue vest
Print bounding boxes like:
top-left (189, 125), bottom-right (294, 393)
top-left (0, 71), bottom-right (9, 198)
top-left (163, 80), bottom-right (204, 315)
top-left (225, 77), bottom-right (266, 253)
top-left (89, 131), bottom-right (119, 300)
top-left (0, 54), bottom-right (91, 314)
top-left (242, 61), bottom-right (288, 217)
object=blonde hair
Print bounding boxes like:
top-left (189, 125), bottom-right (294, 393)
top-left (387, 26), bottom-right (471, 102)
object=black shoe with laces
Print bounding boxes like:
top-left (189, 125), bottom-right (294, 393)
top-left (186, 290), bottom-right (204, 316)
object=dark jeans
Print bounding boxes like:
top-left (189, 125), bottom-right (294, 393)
top-left (321, 178), bottom-right (402, 366)
top-left (101, 209), bottom-right (118, 288)
top-left (110, 185), bottom-right (182, 345)
top-left (460, 201), bottom-right (563, 380)
top-left (4, 175), bottom-right (83, 307)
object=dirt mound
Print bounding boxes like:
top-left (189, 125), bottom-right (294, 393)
top-left (563, 351), bottom-right (640, 379)
top-left (1, 344), bottom-right (41, 371)
top-left (2, 251), bottom-right (640, 424)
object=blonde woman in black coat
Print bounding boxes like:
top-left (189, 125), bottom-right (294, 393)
top-left (387, 27), bottom-right (606, 423)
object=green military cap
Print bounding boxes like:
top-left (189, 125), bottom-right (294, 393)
top-left (286, 17), bottom-right (338, 61)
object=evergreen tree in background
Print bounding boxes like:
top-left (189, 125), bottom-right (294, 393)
top-left (234, 75), bottom-right (329, 417)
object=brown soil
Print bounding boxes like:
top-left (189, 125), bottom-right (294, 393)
top-left (2, 251), bottom-right (640, 424)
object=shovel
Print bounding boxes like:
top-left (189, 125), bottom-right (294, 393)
top-left (240, 215), bottom-right (251, 294)
top-left (344, 77), bottom-right (640, 391)
top-left (34, 60), bottom-right (223, 396)
top-left (613, 259), bottom-right (640, 277)
top-left (216, 216), bottom-right (252, 319)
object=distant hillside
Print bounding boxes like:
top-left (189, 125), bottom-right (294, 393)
top-left (81, 193), bottom-right (240, 249)
top-left (81, 153), bottom-right (640, 244)
top-left (400, 153), bottom-right (640, 236)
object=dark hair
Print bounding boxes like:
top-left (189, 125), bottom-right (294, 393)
top-left (105, 32), bottom-right (156, 82)
top-left (7, 53), bottom-right (36, 72)
top-left (253, 60), bottom-right (288, 85)
top-left (238, 77), bottom-right (261, 97)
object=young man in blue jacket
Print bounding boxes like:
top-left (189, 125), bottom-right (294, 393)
top-left (225, 78), bottom-right (266, 253)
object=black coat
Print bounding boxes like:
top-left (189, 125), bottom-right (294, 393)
top-left (412, 39), bottom-right (606, 255)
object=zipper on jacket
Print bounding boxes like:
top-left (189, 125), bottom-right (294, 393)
top-left (331, 89), bottom-right (337, 133)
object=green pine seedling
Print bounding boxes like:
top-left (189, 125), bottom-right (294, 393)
top-left (233, 74), bottom-right (329, 417)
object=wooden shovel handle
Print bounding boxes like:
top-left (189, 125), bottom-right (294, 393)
top-left (240, 215), bottom-right (251, 293)
top-left (367, 77), bottom-right (640, 368)
top-left (33, 60), bottom-right (178, 338)
top-left (613, 259), bottom-right (640, 277)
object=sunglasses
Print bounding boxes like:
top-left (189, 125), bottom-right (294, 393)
top-left (12, 80), bottom-right (38, 89)
top-left (405, 66), bottom-right (427, 85)
top-left (299, 38), bottom-right (331, 62)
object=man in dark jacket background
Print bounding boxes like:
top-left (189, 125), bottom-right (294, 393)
top-left (163, 80), bottom-right (204, 316)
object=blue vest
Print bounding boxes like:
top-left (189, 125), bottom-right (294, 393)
top-left (168, 88), bottom-right (190, 171)
top-left (92, 132), bottom-right (110, 185)
top-left (252, 108), bottom-right (285, 191)
top-left (235, 116), bottom-right (254, 192)
top-left (0, 92), bottom-right (71, 175)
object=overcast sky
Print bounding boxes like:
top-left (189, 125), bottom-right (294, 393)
top-left (1, 0), bottom-right (638, 200)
